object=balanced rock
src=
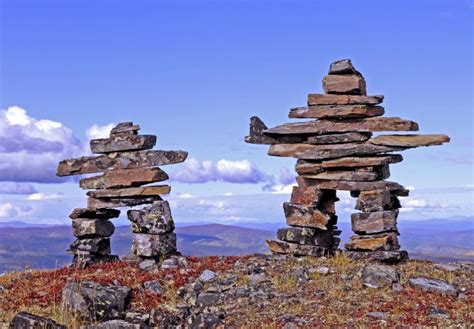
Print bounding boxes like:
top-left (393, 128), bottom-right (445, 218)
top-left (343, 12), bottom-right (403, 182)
top-left (267, 239), bottom-right (330, 257)
top-left (369, 134), bottom-right (450, 147)
top-left (69, 237), bottom-right (111, 255)
top-left (90, 134), bottom-right (157, 154)
top-left (345, 232), bottom-right (399, 251)
top-left (306, 132), bottom-right (372, 144)
top-left (289, 105), bottom-right (383, 119)
top-left (127, 201), bottom-right (175, 234)
top-left (72, 218), bottom-right (115, 238)
top-left (284, 202), bottom-right (331, 230)
top-left (307, 93), bottom-right (384, 106)
top-left (80, 167), bottom-right (169, 190)
top-left (69, 207), bottom-right (120, 220)
top-left (87, 185), bottom-right (171, 199)
top-left (87, 196), bottom-right (163, 209)
top-left (322, 74), bottom-right (367, 95)
top-left (131, 233), bottom-right (177, 257)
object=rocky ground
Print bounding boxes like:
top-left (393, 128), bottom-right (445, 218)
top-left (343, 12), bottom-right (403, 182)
top-left (0, 254), bottom-right (472, 328)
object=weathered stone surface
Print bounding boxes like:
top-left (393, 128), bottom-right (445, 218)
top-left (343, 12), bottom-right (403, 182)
top-left (87, 196), bottom-right (163, 209)
top-left (72, 254), bottom-right (119, 269)
top-left (10, 312), bottom-right (66, 329)
top-left (283, 202), bottom-right (331, 230)
top-left (87, 185), bottom-right (170, 199)
top-left (69, 208), bottom-right (120, 220)
top-left (345, 232), bottom-right (399, 251)
top-left (308, 93), bottom-right (384, 106)
top-left (72, 218), bottom-right (115, 238)
top-left (320, 154), bottom-right (403, 168)
top-left (355, 190), bottom-right (392, 212)
top-left (308, 179), bottom-right (408, 193)
top-left (351, 210), bottom-right (398, 234)
top-left (295, 160), bottom-right (324, 175)
top-left (110, 122), bottom-right (140, 135)
top-left (91, 135), bottom-right (157, 154)
top-left (131, 233), bottom-right (177, 257)
top-left (362, 264), bottom-right (400, 289)
top-left (344, 250), bottom-right (409, 264)
top-left (304, 170), bottom-right (380, 181)
top-left (290, 176), bottom-right (323, 206)
top-left (127, 201), bottom-right (174, 234)
top-left (322, 74), bottom-right (367, 95)
top-left (57, 150), bottom-right (188, 176)
top-left (69, 237), bottom-right (111, 255)
top-left (408, 277), bottom-right (458, 297)
top-left (267, 239), bottom-right (331, 257)
top-left (307, 132), bottom-right (372, 144)
top-left (293, 143), bottom-right (408, 161)
top-left (86, 320), bottom-right (144, 329)
top-left (265, 117), bottom-right (419, 135)
top-left (328, 59), bottom-right (360, 75)
top-left (289, 105), bottom-right (383, 119)
top-left (245, 116), bottom-right (305, 145)
top-left (80, 167), bottom-right (169, 190)
top-left (277, 227), bottom-right (335, 248)
top-left (369, 134), bottom-right (450, 147)
top-left (61, 281), bottom-right (131, 323)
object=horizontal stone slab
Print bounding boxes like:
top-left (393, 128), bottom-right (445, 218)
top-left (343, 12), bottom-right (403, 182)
top-left (69, 208), bottom-right (120, 220)
top-left (131, 233), bottom-right (177, 258)
top-left (277, 227), bottom-right (336, 249)
top-left (295, 160), bottom-right (324, 175)
top-left (322, 74), bottom-right (366, 95)
top-left (80, 167), bottom-right (169, 190)
top-left (308, 94), bottom-right (384, 106)
top-left (290, 105), bottom-right (384, 119)
top-left (344, 250), bottom-right (408, 264)
top-left (72, 254), bottom-right (119, 269)
top-left (69, 237), bottom-right (111, 256)
top-left (351, 210), bottom-right (398, 234)
top-left (57, 150), bottom-right (188, 176)
top-left (355, 190), bottom-right (392, 212)
top-left (345, 232), bottom-right (399, 251)
top-left (369, 134), bottom-right (450, 147)
top-left (127, 201), bottom-right (175, 234)
top-left (87, 185), bottom-right (170, 199)
top-left (87, 196), bottom-right (163, 209)
top-left (267, 239), bottom-right (333, 257)
top-left (306, 132), bottom-right (372, 144)
top-left (307, 179), bottom-right (408, 194)
top-left (284, 202), bottom-right (331, 230)
top-left (265, 117), bottom-right (419, 135)
top-left (245, 116), bottom-right (305, 145)
top-left (268, 142), bottom-right (406, 160)
top-left (72, 218), bottom-right (115, 238)
top-left (90, 135), bottom-right (157, 154)
top-left (328, 59), bottom-right (360, 75)
top-left (303, 170), bottom-right (380, 182)
top-left (320, 154), bottom-right (403, 168)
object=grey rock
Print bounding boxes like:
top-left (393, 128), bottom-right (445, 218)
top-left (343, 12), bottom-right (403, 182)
top-left (90, 134), bottom-right (157, 154)
top-left (131, 233), bottom-right (177, 258)
top-left (434, 263), bottom-right (461, 272)
top-left (362, 264), bottom-right (400, 289)
top-left (427, 307), bottom-right (449, 319)
top-left (138, 259), bottom-right (159, 271)
top-left (198, 269), bottom-right (217, 282)
top-left (125, 311), bottom-right (150, 325)
top-left (61, 281), bottom-right (132, 323)
top-left (196, 292), bottom-right (219, 307)
top-left (10, 312), bottom-right (66, 329)
top-left (367, 311), bottom-right (386, 319)
top-left (160, 255), bottom-right (188, 269)
top-left (328, 59), bottom-right (360, 75)
top-left (149, 309), bottom-right (179, 328)
top-left (69, 208), bottom-right (120, 220)
top-left (72, 218), bottom-right (115, 238)
top-left (69, 237), bottom-right (111, 256)
top-left (71, 254), bottom-right (119, 269)
top-left (408, 277), bottom-right (458, 296)
top-left (86, 320), bottom-right (146, 329)
top-left (127, 201), bottom-right (175, 234)
top-left (143, 280), bottom-right (163, 294)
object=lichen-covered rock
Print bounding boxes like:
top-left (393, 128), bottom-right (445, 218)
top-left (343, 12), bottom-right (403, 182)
top-left (85, 320), bottom-right (146, 329)
top-left (362, 264), bottom-right (400, 289)
top-left (61, 281), bottom-right (132, 323)
top-left (131, 233), bottom-right (177, 257)
top-left (10, 312), bottom-right (66, 329)
top-left (69, 237), bottom-right (111, 255)
top-left (408, 277), bottom-right (458, 297)
top-left (127, 201), bottom-right (175, 234)
top-left (72, 218), bottom-right (115, 238)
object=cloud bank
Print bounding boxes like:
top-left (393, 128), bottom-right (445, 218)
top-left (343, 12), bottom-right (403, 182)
top-left (0, 182), bottom-right (37, 194)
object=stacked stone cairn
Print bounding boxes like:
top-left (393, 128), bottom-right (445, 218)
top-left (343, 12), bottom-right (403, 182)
top-left (57, 122), bottom-right (188, 269)
top-left (245, 59), bottom-right (449, 263)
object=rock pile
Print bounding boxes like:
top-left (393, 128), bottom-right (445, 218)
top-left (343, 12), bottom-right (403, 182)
top-left (245, 59), bottom-right (449, 263)
top-left (57, 122), bottom-right (188, 268)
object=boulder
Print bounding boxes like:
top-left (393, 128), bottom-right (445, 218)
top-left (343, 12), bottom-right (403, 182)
top-left (131, 233), bottom-right (177, 257)
top-left (408, 277), bottom-right (458, 297)
top-left (362, 264), bottom-right (400, 288)
top-left (87, 185), bottom-right (171, 199)
top-left (352, 210), bottom-right (398, 235)
top-left (322, 74), bottom-right (367, 95)
top-left (127, 201), bottom-right (175, 234)
top-left (80, 167), bottom-right (169, 190)
top-left (57, 150), bottom-right (188, 176)
top-left (72, 218), bottom-right (115, 238)
top-left (61, 281), bottom-right (131, 323)
top-left (306, 132), bottom-right (372, 144)
top-left (307, 93), bottom-right (384, 106)
top-left (69, 208), bottom-right (120, 220)
top-left (10, 312), bottom-right (66, 329)
top-left (289, 105), bottom-right (383, 119)
top-left (283, 202), bottom-right (331, 230)
top-left (90, 134), bottom-right (157, 154)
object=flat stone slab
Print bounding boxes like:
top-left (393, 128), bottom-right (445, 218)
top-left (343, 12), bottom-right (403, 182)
top-left (267, 239), bottom-right (331, 257)
top-left (80, 167), bottom-right (169, 190)
top-left (351, 210), bottom-right (398, 235)
top-left (131, 232), bottom-right (177, 257)
top-left (277, 227), bottom-right (336, 249)
top-left (284, 202), bottom-right (331, 230)
top-left (265, 117), bottom-right (419, 135)
top-left (344, 250), bottom-right (409, 264)
top-left (57, 150), bottom-right (188, 176)
top-left (295, 160), bottom-right (325, 175)
top-left (69, 237), bottom-right (111, 255)
top-left (245, 116), bottom-right (306, 145)
top-left (307, 132), bottom-right (372, 144)
top-left (72, 218), bottom-right (115, 238)
top-left (90, 134), bottom-right (157, 154)
top-left (69, 208), bottom-right (120, 220)
top-left (127, 201), bottom-right (175, 234)
top-left (303, 170), bottom-right (380, 182)
top-left (87, 185), bottom-right (171, 199)
top-left (72, 254), bottom-right (119, 269)
top-left (290, 105), bottom-right (383, 119)
top-left (307, 93), bottom-right (384, 106)
top-left (322, 74), bottom-right (367, 95)
top-left (408, 277), bottom-right (458, 297)
top-left (309, 179), bottom-right (408, 194)
top-left (369, 134), bottom-right (450, 147)
top-left (88, 196), bottom-right (163, 209)
top-left (110, 122), bottom-right (140, 135)
top-left (345, 232), bottom-right (399, 251)
top-left (320, 154), bottom-right (403, 168)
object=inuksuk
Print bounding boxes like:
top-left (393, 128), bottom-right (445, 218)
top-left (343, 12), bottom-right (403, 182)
top-left (245, 59), bottom-right (449, 263)
top-left (57, 122), bottom-right (188, 269)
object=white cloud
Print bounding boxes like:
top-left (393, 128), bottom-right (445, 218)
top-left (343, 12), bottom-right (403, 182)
top-left (85, 123), bottom-right (115, 141)
top-left (0, 182), bottom-right (37, 195)
top-left (0, 202), bottom-right (33, 219)
top-left (27, 192), bottom-right (63, 201)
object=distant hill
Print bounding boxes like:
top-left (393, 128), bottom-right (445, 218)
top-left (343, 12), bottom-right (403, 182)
top-left (0, 218), bottom-right (472, 272)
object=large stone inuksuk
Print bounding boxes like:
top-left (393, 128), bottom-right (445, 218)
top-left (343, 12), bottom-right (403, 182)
top-left (245, 59), bottom-right (449, 263)
top-left (57, 122), bottom-right (188, 269)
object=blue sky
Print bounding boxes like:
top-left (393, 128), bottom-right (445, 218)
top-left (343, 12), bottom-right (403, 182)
top-left (0, 0), bottom-right (472, 225)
